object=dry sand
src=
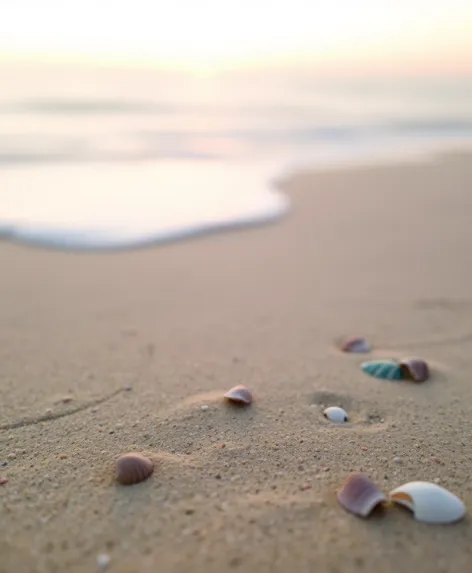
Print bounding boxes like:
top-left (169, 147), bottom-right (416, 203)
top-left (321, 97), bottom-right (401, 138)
top-left (1, 152), bottom-right (472, 573)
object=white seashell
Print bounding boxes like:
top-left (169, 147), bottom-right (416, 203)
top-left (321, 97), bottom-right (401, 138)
top-left (323, 406), bottom-right (348, 423)
top-left (389, 481), bottom-right (466, 524)
top-left (97, 553), bottom-right (111, 570)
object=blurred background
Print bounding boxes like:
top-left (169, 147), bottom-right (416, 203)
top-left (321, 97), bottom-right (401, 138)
top-left (1, 0), bottom-right (471, 248)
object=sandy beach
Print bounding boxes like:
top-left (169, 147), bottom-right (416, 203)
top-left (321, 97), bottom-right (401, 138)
top-left (1, 152), bottom-right (472, 573)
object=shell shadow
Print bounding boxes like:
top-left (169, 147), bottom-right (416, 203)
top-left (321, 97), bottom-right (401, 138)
top-left (333, 337), bottom-right (451, 385)
top-left (223, 400), bottom-right (254, 412)
top-left (427, 368), bottom-right (448, 384)
top-left (336, 495), bottom-right (389, 521)
top-left (366, 503), bottom-right (389, 520)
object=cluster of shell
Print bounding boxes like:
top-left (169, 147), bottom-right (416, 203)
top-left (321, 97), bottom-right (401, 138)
top-left (337, 473), bottom-right (466, 524)
top-left (115, 385), bottom-right (252, 485)
top-left (113, 350), bottom-right (466, 527)
top-left (361, 357), bottom-right (429, 382)
top-left (337, 341), bottom-right (463, 522)
top-left (340, 336), bottom-right (430, 382)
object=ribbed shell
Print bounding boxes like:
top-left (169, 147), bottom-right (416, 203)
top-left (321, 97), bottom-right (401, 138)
top-left (361, 360), bottom-right (403, 381)
top-left (115, 452), bottom-right (154, 485)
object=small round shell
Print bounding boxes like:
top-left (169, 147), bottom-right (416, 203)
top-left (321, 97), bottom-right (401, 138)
top-left (115, 452), bottom-right (154, 485)
top-left (340, 336), bottom-right (371, 353)
top-left (361, 360), bottom-right (403, 381)
top-left (389, 481), bottom-right (466, 524)
top-left (337, 473), bottom-right (387, 517)
top-left (323, 406), bottom-right (349, 423)
top-left (224, 385), bottom-right (252, 406)
top-left (399, 357), bottom-right (429, 382)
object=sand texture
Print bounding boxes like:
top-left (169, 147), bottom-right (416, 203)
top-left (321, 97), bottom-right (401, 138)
top-left (1, 153), bottom-right (472, 573)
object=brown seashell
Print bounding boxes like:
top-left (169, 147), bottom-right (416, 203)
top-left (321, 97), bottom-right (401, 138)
top-left (340, 336), bottom-right (370, 353)
top-left (115, 452), bottom-right (154, 485)
top-left (337, 473), bottom-right (387, 517)
top-left (224, 384), bottom-right (253, 406)
top-left (399, 357), bottom-right (429, 382)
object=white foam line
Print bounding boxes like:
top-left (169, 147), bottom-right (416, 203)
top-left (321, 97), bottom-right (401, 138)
top-left (0, 160), bottom-right (289, 251)
top-left (5, 192), bottom-right (289, 252)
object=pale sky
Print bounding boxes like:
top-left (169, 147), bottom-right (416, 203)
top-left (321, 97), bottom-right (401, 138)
top-left (0, 0), bottom-right (471, 73)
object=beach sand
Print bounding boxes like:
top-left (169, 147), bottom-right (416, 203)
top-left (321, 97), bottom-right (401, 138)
top-left (1, 153), bottom-right (472, 573)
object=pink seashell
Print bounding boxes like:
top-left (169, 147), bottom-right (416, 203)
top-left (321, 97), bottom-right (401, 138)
top-left (399, 357), bottom-right (429, 382)
top-left (115, 452), bottom-right (154, 485)
top-left (337, 473), bottom-right (387, 517)
top-left (340, 337), bottom-right (371, 353)
top-left (224, 384), bottom-right (253, 406)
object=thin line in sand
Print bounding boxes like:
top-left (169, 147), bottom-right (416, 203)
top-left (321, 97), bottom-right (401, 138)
top-left (1, 342), bottom-right (155, 431)
top-left (0, 386), bottom-right (127, 431)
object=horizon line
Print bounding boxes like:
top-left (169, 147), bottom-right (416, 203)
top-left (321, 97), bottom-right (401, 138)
top-left (1, 51), bottom-right (472, 78)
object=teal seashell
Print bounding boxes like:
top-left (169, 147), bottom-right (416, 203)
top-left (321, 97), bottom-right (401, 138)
top-left (361, 360), bottom-right (404, 381)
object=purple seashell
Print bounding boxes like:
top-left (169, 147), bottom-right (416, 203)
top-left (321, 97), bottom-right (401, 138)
top-left (224, 385), bottom-right (253, 406)
top-left (340, 337), bottom-right (371, 353)
top-left (115, 452), bottom-right (154, 485)
top-left (399, 357), bottom-right (429, 382)
top-left (337, 473), bottom-right (387, 517)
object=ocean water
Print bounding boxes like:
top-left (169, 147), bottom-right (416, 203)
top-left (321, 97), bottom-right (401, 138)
top-left (1, 64), bottom-right (472, 250)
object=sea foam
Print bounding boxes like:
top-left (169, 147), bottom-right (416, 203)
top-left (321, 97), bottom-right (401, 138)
top-left (0, 160), bottom-right (289, 250)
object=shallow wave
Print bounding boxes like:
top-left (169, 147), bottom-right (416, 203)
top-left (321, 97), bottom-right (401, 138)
top-left (0, 160), bottom-right (289, 251)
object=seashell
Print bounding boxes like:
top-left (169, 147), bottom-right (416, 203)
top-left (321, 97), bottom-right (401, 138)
top-left (337, 473), bottom-right (387, 517)
top-left (115, 452), bottom-right (154, 485)
top-left (224, 384), bottom-right (252, 406)
top-left (399, 357), bottom-right (429, 382)
top-left (361, 360), bottom-right (403, 381)
top-left (389, 482), bottom-right (466, 524)
top-left (323, 406), bottom-right (349, 423)
top-left (97, 554), bottom-right (111, 571)
top-left (340, 336), bottom-right (371, 353)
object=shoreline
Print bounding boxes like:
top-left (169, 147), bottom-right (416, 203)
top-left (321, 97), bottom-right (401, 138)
top-left (2, 144), bottom-right (472, 254)
top-left (1, 152), bottom-right (472, 572)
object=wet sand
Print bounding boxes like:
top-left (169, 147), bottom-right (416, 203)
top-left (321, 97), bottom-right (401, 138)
top-left (1, 152), bottom-right (472, 573)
